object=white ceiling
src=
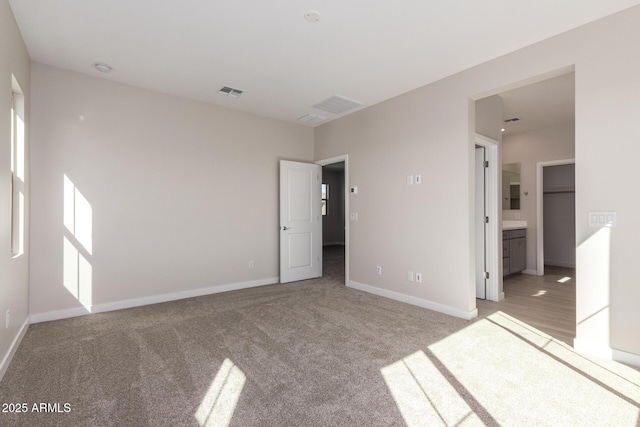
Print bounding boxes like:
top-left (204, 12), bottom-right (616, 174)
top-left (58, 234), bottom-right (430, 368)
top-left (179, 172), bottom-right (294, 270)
top-left (8, 1), bottom-right (640, 126)
top-left (501, 73), bottom-right (575, 135)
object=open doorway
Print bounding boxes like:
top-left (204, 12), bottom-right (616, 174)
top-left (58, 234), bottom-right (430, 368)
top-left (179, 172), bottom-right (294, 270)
top-left (476, 70), bottom-right (576, 345)
top-left (316, 156), bottom-right (349, 284)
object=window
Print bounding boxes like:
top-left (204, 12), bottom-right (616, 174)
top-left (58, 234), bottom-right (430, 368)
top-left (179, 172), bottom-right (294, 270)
top-left (10, 76), bottom-right (25, 256)
top-left (321, 183), bottom-right (328, 216)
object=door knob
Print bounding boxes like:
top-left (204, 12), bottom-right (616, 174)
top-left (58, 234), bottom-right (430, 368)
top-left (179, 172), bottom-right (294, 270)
top-left (282, 226), bottom-right (291, 230)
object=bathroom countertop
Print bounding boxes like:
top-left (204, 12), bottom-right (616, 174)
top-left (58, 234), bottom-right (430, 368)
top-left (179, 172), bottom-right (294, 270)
top-left (503, 220), bottom-right (527, 230)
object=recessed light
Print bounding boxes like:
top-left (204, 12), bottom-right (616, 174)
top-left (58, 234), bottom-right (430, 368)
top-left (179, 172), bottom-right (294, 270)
top-left (94, 63), bottom-right (112, 73)
top-left (501, 128), bottom-right (506, 132)
top-left (304, 11), bottom-right (320, 23)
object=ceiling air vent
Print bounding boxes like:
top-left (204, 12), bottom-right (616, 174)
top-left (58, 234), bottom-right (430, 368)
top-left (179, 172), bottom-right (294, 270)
top-left (504, 117), bottom-right (520, 123)
top-left (297, 114), bottom-right (326, 125)
top-left (313, 95), bottom-right (363, 114)
top-left (219, 86), bottom-right (243, 98)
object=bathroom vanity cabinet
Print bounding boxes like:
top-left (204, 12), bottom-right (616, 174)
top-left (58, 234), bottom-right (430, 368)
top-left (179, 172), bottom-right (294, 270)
top-left (503, 228), bottom-right (526, 276)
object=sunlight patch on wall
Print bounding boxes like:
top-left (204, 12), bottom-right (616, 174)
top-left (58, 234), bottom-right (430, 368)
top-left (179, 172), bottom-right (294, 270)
top-left (576, 227), bottom-right (610, 344)
top-left (64, 174), bottom-right (92, 254)
top-left (381, 350), bottom-right (479, 426)
top-left (195, 358), bottom-right (246, 427)
top-left (63, 174), bottom-right (93, 308)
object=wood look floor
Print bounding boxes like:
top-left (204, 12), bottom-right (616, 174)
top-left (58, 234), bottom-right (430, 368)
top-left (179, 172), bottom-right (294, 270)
top-left (477, 266), bottom-right (576, 345)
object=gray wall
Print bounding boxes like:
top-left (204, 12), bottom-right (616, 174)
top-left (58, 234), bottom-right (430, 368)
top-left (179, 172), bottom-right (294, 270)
top-left (0, 0), bottom-right (31, 380)
top-left (316, 6), bottom-right (640, 360)
top-left (502, 122), bottom-right (575, 271)
top-left (29, 63), bottom-right (314, 317)
top-left (322, 168), bottom-right (345, 245)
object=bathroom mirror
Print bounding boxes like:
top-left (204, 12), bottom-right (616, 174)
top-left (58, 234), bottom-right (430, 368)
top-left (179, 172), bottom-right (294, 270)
top-left (502, 163), bottom-right (521, 210)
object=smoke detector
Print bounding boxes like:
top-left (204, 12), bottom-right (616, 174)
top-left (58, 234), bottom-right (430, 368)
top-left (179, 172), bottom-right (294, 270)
top-left (94, 63), bottom-right (112, 73)
top-left (304, 11), bottom-right (321, 23)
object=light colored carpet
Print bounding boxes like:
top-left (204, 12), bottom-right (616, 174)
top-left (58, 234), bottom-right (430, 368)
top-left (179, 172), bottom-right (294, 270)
top-left (1, 246), bottom-right (639, 426)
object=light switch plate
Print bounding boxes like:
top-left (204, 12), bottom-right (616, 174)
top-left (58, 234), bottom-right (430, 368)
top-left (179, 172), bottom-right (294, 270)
top-left (350, 212), bottom-right (358, 221)
top-left (406, 175), bottom-right (414, 185)
top-left (589, 211), bottom-right (616, 227)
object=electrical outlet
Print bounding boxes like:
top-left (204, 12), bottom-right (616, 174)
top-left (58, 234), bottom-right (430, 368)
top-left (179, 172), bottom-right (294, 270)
top-left (248, 260), bottom-right (254, 269)
top-left (5, 309), bottom-right (9, 329)
top-left (376, 265), bottom-right (382, 275)
top-left (415, 273), bottom-right (422, 283)
top-left (407, 271), bottom-right (414, 282)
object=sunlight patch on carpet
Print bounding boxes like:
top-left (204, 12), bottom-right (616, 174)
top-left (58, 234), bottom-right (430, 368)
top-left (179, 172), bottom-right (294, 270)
top-left (381, 350), bottom-right (481, 426)
top-left (195, 359), bottom-right (246, 427)
top-left (422, 312), bottom-right (640, 425)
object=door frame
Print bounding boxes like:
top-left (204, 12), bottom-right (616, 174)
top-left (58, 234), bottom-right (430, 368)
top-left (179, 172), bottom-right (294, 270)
top-left (315, 154), bottom-right (349, 284)
top-left (475, 134), bottom-right (502, 301)
top-left (535, 158), bottom-right (575, 276)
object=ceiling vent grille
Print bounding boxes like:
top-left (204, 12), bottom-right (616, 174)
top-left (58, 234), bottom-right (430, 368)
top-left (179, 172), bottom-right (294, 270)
top-left (219, 86), bottom-right (243, 98)
top-left (504, 117), bottom-right (520, 123)
top-left (313, 95), bottom-right (363, 114)
top-left (297, 113), bottom-right (326, 124)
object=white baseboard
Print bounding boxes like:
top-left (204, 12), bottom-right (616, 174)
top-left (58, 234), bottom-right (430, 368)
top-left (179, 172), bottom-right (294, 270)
top-left (347, 280), bottom-right (478, 320)
top-left (574, 338), bottom-right (613, 360)
top-left (612, 348), bottom-right (640, 368)
top-left (574, 338), bottom-right (640, 368)
top-left (498, 292), bottom-right (505, 301)
top-left (0, 317), bottom-right (30, 383)
top-left (31, 277), bottom-right (279, 324)
top-left (522, 269), bottom-right (538, 275)
top-left (544, 260), bottom-right (576, 268)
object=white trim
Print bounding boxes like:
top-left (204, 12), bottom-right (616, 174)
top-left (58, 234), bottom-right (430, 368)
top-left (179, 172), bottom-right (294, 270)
top-left (574, 338), bottom-right (640, 368)
top-left (0, 316), bottom-right (30, 382)
top-left (316, 154), bottom-right (349, 284)
top-left (573, 338), bottom-right (613, 360)
top-left (543, 260), bottom-right (576, 268)
top-left (536, 158), bottom-right (575, 276)
top-left (347, 280), bottom-right (478, 320)
top-left (474, 134), bottom-right (501, 301)
top-left (612, 348), bottom-right (640, 368)
top-left (522, 269), bottom-right (539, 276)
top-left (30, 277), bottom-right (279, 324)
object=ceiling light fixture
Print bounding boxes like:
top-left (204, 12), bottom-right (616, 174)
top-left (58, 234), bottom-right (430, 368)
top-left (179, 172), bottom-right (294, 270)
top-left (501, 128), bottom-right (506, 132)
top-left (304, 11), bottom-right (320, 23)
top-left (94, 63), bottom-right (112, 73)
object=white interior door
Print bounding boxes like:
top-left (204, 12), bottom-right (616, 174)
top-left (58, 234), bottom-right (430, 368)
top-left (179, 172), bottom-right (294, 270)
top-left (475, 147), bottom-right (487, 299)
top-left (279, 160), bottom-right (322, 283)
